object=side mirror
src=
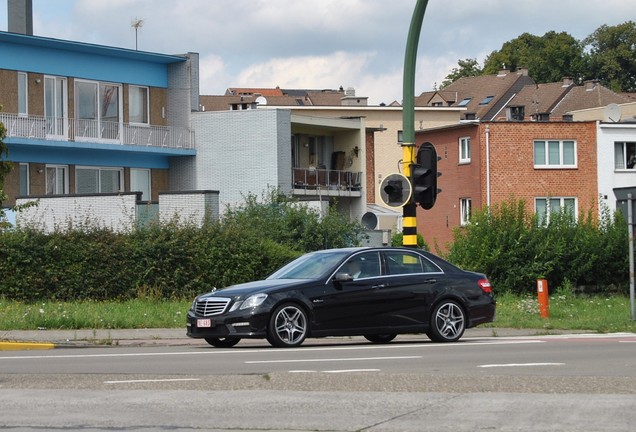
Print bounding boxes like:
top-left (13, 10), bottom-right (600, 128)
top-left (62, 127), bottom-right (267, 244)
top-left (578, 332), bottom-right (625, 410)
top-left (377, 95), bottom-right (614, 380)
top-left (333, 272), bottom-right (353, 289)
top-left (334, 272), bottom-right (354, 282)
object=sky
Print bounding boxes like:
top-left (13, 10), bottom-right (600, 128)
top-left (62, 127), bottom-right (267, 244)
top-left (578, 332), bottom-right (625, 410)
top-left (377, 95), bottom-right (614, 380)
top-left (1, 0), bottom-right (634, 105)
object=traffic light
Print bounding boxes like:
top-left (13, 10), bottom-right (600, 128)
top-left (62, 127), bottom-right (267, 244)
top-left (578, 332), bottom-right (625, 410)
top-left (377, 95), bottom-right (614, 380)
top-left (411, 142), bottom-right (441, 209)
top-left (379, 173), bottom-right (412, 207)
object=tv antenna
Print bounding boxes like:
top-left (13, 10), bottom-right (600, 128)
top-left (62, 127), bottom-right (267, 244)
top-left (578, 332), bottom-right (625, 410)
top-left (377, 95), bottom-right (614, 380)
top-left (131, 18), bottom-right (144, 50)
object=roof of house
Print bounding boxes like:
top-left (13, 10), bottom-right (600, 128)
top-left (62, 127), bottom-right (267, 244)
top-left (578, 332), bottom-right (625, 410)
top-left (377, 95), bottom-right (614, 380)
top-left (502, 80), bottom-right (575, 119)
top-left (550, 81), bottom-right (630, 118)
top-left (416, 69), bottom-right (535, 120)
top-left (202, 87), bottom-right (367, 110)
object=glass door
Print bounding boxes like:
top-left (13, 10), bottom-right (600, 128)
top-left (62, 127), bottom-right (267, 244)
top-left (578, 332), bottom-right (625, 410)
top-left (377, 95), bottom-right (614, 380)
top-left (44, 76), bottom-right (68, 139)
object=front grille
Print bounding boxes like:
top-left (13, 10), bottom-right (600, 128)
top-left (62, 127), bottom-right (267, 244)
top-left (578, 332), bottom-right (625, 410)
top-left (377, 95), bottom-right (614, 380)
top-left (194, 297), bottom-right (231, 316)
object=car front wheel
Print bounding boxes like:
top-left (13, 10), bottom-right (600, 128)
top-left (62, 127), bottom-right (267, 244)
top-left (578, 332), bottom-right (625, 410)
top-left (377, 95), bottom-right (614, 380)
top-left (427, 300), bottom-right (466, 342)
top-left (364, 334), bottom-right (397, 344)
top-left (204, 337), bottom-right (241, 348)
top-left (267, 304), bottom-right (308, 347)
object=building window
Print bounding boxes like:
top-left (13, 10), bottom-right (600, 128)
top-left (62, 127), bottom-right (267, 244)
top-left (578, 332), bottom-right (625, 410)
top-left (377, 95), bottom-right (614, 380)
top-left (75, 80), bottom-right (121, 141)
top-left (615, 142), bottom-right (636, 169)
top-left (459, 137), bottom-right (471, 163)
top-left (46, 165), bottom-right (68, 195)
top-left (534, 140), bottom-right (576, 168)
top-left (460, 198), bottom-right (471, 226)
top-left (19, 163), bottom-right (29, 196)
top-left (479, 96), bottom-right (494, 105)
top-left (18, 72), bottom-right (28, 115)
top-left (75, 167), bottom-right (123, 194)
top-left (44, 75), bottom-right (68, 137)
top-left (129, 85), bottom-right (149, 124)
top-left (535, 197), bottom-right (577, 224)
top-left (457, 97), bottom-right (472, 107)
top-left (130, 168), bottom-right (151, 201)
top-left (508, 106), bottom-right (524, 121)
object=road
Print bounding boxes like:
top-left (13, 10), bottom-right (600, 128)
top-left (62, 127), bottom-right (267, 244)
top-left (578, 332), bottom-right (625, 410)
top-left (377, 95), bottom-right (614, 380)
top-left (1, 332), bottom-right (636, 431)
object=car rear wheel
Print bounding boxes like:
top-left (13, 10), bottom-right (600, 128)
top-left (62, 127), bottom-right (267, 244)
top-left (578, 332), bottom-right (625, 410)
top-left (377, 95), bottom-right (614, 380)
top-left (204, 337), bottom-right (241, 348)
top-left (427, 300), bottom-right (466, 342)
top-left (267, 304), bottom-right (308, 347)
top-left (364, 334), bottom-right (397, 344)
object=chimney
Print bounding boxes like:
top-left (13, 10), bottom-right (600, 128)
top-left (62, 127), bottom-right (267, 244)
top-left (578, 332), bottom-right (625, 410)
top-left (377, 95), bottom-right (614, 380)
top-left (516, 67), bottom-right (529, 76)
top-left (584, 80), bottom-right (599, 91)
top-left (8, 0), bottom-right (33, 35)
top-left (562, 77), bottom-right (573, 87)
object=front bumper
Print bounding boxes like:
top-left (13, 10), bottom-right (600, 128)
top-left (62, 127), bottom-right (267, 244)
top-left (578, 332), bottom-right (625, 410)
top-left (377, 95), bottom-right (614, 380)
top-left (186, 309), bottom-right (269, 339)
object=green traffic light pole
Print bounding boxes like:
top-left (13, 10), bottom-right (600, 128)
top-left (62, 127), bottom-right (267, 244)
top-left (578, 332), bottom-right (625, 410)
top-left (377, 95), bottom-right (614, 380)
top-left (401, 0), bottom-right (428, 247)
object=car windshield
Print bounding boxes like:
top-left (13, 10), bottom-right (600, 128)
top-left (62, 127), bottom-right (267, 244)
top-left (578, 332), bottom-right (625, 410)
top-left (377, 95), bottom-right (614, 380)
top-left (267, 250), bottom-right (351, 280)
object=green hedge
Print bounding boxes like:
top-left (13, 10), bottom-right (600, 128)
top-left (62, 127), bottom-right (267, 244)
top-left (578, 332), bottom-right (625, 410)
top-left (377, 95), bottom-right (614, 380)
top-left (0, 191), bottom-right (364, 302)
top-left (445, 199), bottom-right (629, 294)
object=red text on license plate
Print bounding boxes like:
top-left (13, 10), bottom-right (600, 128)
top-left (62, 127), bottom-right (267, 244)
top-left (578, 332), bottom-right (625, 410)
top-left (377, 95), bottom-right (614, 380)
top-left (197, 319), bottom-right (212, 328)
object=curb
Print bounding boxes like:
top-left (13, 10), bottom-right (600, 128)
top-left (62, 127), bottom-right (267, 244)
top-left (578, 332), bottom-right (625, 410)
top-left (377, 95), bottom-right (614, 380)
top-left (0, 341), bottom-right (56, 351)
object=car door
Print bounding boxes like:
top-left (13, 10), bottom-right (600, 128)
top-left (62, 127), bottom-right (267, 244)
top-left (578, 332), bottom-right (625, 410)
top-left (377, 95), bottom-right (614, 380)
top-left (310, 251), bottom-right (389, 334)
top-left (379, 250), bottom-right (445, 328)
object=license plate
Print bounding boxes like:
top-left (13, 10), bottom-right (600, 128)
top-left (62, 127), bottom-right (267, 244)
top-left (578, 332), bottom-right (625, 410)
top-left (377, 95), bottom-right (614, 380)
top-left (197, 319), bottom-right (213, 328)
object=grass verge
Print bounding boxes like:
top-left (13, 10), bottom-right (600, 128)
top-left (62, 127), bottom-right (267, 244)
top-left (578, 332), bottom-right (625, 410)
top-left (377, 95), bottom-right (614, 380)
top-left (0, 293), bottom-right (635, 333)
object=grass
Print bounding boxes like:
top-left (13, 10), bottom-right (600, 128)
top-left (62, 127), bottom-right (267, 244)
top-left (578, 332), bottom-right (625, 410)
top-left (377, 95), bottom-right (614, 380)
top-left (0, 292), bottom-right (635, 333)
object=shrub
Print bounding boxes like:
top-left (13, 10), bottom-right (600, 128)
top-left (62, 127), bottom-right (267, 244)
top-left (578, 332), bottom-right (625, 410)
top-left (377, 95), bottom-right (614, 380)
top-left (0, 190), bottom-right (363, 302)
top-left (445, 198), bottom-right (628, 294)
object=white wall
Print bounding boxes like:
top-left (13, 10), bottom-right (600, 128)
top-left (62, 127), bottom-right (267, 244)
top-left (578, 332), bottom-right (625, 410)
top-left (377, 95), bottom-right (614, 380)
top-left (597, 122), bottom-right (636, 212)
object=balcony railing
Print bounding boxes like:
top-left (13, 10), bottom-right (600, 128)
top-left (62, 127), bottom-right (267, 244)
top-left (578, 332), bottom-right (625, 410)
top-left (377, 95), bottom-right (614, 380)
top-left (0, 113), bottom-right (194, 149)
top-left (293, 167), bottom-right (362, 192)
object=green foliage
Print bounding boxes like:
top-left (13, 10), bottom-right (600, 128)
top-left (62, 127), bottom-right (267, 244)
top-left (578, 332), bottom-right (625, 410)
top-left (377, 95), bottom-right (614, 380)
top-left (482, 31), bottom-right (584, 84)
top-left (0, 190), bottom-right (363, 302)
top-left (439, 58), bottom-right (482, 89)
top-left (0, 115), bottom-right (12, 229)
top-left (391, 231), bottom-right (428, 250)
top-left (583, 20), bottom-right (636, 92)
top-left (445, 199), bottom-right (628, 295)
top-left (443, 21), bottom-right (636, 92)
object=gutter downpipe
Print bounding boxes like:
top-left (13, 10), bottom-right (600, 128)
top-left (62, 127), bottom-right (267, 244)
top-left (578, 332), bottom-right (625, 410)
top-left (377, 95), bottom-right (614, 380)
top-left (485, 124), bottom-right (491, 210)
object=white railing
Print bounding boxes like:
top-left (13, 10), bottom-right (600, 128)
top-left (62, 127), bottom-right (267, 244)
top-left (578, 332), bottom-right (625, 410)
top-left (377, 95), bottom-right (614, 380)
top-left (0, 113), bottom-right (194, 149)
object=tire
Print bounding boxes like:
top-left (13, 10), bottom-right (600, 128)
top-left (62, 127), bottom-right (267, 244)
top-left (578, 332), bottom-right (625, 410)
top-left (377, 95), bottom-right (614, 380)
top-left (266, 303), bottom-right (309, 348)
top-left (204, 337), bottom-right (241, 348)
top-left (364, 334), bottom-right (397, 344)
top-left (427, 300), bottom-right (466, 342)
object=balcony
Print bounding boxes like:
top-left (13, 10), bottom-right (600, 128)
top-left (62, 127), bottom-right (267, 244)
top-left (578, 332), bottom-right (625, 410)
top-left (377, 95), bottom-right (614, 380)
top-left (292, 167), bottom-right (362, 197)
top-left (0, 113), bottom-right (194, 149)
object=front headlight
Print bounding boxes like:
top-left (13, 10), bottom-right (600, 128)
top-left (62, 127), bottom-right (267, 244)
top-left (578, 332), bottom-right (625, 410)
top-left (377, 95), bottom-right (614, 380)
top-left (239, 293), bottom-right (268, 310)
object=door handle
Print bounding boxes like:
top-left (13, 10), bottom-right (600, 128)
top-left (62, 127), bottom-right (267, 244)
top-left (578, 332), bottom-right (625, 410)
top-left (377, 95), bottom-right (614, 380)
top-left (372, 284), bottom-right (385, 289)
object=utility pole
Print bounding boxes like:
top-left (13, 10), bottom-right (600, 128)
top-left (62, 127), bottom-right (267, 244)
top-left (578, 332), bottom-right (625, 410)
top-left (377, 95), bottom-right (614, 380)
top-left (401, 0), bottom-right (428, 247)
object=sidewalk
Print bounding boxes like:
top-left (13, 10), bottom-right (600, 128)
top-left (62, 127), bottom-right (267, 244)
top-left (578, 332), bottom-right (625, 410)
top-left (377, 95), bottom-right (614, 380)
top-left (0, 327), bottom-right (572, 351)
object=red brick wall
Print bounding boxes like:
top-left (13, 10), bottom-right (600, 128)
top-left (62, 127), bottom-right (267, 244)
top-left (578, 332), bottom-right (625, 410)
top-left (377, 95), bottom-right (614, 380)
top-left (416, 121), bottom-right (598, 253)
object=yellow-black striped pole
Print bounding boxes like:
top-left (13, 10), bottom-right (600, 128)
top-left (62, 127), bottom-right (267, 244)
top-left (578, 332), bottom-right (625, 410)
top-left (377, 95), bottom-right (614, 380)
top-left (401, 0), bottom-right (428, 247)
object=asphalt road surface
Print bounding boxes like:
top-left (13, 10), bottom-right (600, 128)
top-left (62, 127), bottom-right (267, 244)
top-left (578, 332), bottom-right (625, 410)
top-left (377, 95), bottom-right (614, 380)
top-left (1, 332), bottom-right (636, 431)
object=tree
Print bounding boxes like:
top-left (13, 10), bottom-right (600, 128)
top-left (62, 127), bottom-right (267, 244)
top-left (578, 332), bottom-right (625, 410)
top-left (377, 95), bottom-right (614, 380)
top-left (583, 21), bottom-right (636, 92)
top-left (0, 116), bottom-right (12, 229)
top-left (482, 31), bottom-right (584, 84)
top-left (439, 58), bottom-right (482, 89)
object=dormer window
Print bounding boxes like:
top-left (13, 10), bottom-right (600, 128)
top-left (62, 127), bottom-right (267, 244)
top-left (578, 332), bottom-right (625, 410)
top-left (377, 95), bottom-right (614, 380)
top-left (479, 95), bottom-right (494, 105)
top-left (464, 113), bottom-right (477, 121)
top-left (457, 97), bottom-right (472, 107)
top-left (508, 106), bottom-right (525, 121)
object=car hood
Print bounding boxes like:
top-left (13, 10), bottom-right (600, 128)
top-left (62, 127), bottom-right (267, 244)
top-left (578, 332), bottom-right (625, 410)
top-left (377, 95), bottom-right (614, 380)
top-left (199, 279), bottom-right (312, 299)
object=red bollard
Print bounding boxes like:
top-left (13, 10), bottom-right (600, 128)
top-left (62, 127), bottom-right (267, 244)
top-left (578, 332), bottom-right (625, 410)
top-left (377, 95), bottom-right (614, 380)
top-left (536, 279), bottom-right (549, 318)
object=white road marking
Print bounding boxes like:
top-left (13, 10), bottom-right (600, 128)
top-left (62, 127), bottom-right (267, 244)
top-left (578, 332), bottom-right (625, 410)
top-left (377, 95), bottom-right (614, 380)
top-left (104, 378), bottom-right (201, 384)
top-left (0, 339), bottom-right (546, 361)
top-left (245, 355), bottom-right (421, 364)
top-left (479, 362), bottom-right (565, 368)
top-left (288, 369), bottom-right (381, 373)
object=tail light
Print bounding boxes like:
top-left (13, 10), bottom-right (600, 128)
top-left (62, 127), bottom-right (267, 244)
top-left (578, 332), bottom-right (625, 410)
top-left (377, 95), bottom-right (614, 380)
top-left (478, 278), bottom-right (492, 294)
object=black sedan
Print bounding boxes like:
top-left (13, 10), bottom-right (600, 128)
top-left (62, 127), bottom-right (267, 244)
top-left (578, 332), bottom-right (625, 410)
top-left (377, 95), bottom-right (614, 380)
top-left (186, 247), bottom-right (495, 348)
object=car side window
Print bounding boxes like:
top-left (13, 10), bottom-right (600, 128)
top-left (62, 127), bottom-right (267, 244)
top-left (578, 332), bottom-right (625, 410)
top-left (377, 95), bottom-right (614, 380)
top-left (342, 252), bottom-right (381, 279)
top-left (385, 251), bottom-right (440, 275)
